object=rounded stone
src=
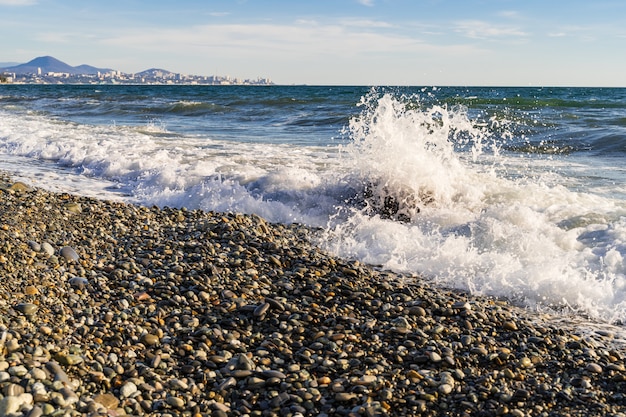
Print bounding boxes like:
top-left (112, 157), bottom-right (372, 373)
top-left (169, 379), bottom-right (189, 390)
top-left (24, 286), bottom-right (39, 295)
top-left (59, 246), bottom-right (79, 261)
top-left (29, 368), bottom-right (47, 381)
top-left (68, 277), bottom-right (89, 290)
top-left (120, 381), bottom-right (138, 398)
top-left (0, 396), bottom-right (21, 415)
top-left (9, 181), bottom-right (32, 192)
top-left (335, 392), bottom-right (357, 402)
top-left (503, 321), bottom-right (519, 331)
top-left (356, 375), bottom-right (377, 386)
top-left (4, 383), bottom-right (25, 397)
top-left (438, 383), bottom-right (453, 395)
top-left (166, 396), bottom-right (185, 409)
top-left (41, 242), bottom-right (55, 256)
top-left (15, 303), bottom-right (38, 316)
top-left (60, 354), bottom-right (84, 366)
top-left (94, 393), bottom-right (119, 410)
top-left (5, 339), bottom-right (20, 352)
top-left (141, 333), bottom-right (160, 346)
top-left (64, 202), bottom-right (82, 214)
top-left (8, 365), bottom-right (28, 377)
top-left (428, 352), bottom-right (442, 363)
top-left (586, 363), bottom-right (603, 374)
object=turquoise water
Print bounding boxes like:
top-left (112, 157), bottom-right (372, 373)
top-left (1, 84), bottom-right (626, 324)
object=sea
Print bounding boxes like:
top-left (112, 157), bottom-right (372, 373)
top-left (1, 84), bottom-right (626, 330)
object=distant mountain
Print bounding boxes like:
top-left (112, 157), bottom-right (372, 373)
top-left (1, 56), bottom-right (112, 75)
top-left (136, 68), bottom-right (176, 77)
top-left (74, 64), bottom-right (109, 74)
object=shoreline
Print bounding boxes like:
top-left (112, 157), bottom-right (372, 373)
top-left (1, 174), bottom-right (626, 416)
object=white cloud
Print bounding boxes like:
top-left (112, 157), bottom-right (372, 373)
top-left (0, 0), bottom-right (36, 5)
top-left (97, 20), bottom-right (484, 80)
top-left (454, 20), bottom-right (528, 39)
top-left (357, 0), bottom-right (375, 6)
top-left (295, 19), bottom-right (319, 25)
top-left (35, 32), bottom-right (73, 43)
top-left (497, 10), bottom-right (522, 19)
top-left (339, 18), bottom-right (393, 29)
top-left (101, 22), bottom-right (441, 59)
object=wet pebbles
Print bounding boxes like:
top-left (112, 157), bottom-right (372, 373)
top-left (1, 174), bottom-right (626, 417)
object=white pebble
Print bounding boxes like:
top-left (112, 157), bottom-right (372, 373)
top-left (120, 381), bottom-right (138, 398)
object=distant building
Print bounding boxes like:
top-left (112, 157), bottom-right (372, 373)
top-left (5, 66), bottom-right (273, 86)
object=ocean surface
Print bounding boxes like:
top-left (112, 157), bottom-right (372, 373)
top-left (1, 84), bottom-right (626, 328)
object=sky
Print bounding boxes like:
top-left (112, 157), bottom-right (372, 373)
top-left (1, 0), bottom-right (625, 86)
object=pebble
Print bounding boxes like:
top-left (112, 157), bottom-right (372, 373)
top-left (503, 321), bottom-right (519, 331)
top-left (68, 276), bottom-right (88, 289)
top-left (120, 381), bottom-right (138, 398)
top-left (356, 375), bottom-right (377, 385)
top-left (28, 240), bottom-right (41, 252)
top-left (94, 393), bottom-right (119, 409)
top-left (335, 392), bottom-right (357, 402)
top-left (0, 395), bottom-right (21, 415)
top-left (586, 363), bottom-right (603, 373)
top-left (9, 365), bottom-right (28, 377)
top-left (166, 396), bottom-right (185, 409)
top-left (261, 369), bottom-right (287, 379)
top-left (253, 302), bottom-right (270, 317)
top-left (29, 368), bottom-right (47, 381)
top-left (64, 202), bottom-right (82, 214)
top-left (45, 361), bottom-right (70, 384)
top-left (15, 303), bottom-right (38, 316)
top-left (438, 383), bottom-right (453, 394)
top-left (141, 333), bottom-right (160, 346)
top-left (57, 353), bottom-right (83, 366)
top-left (8, 181), bottom-right (32, 192)
top-left (169, 378), bottom-right (189, 390)
top-left (27, 405), bottom-right (43, 417)
top-left (59, 246), bottom-right (79, 261)
top-left (41, 242), bottom-right (55, 256)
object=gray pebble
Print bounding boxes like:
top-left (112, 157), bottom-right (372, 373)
top-left (59, 246), bottom-right (79, 261)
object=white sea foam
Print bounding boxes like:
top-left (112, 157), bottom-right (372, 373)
top-left (320, 93), bottom-right (626, 323)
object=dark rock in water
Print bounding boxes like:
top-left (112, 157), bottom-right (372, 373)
top-left (354, 180), bottom-right (433, 222)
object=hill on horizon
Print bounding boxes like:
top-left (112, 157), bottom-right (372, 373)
top-left (136, 68), bottom-right (177, 77)
top-left (1, 56), bottom-right (112, 75)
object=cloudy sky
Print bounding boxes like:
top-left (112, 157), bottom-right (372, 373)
top-left (1, 0), bottom-right (625, 86)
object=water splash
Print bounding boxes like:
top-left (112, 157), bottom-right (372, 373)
top-left (320, 91), bottom-right (626, 324)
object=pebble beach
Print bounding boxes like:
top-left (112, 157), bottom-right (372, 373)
top-left (1, 173), bottom-right (626, 417)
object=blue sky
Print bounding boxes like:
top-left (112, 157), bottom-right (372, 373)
top-left (1, 0), bottom-right (625, 86)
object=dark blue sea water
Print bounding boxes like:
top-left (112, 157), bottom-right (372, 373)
top-left (1, 84), bottom-right (626, 325)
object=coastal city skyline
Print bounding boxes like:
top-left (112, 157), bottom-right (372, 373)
top-left (1, 1), bottom-right (625, 87)
top-left (0, 55), bottom-right (274, 85)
